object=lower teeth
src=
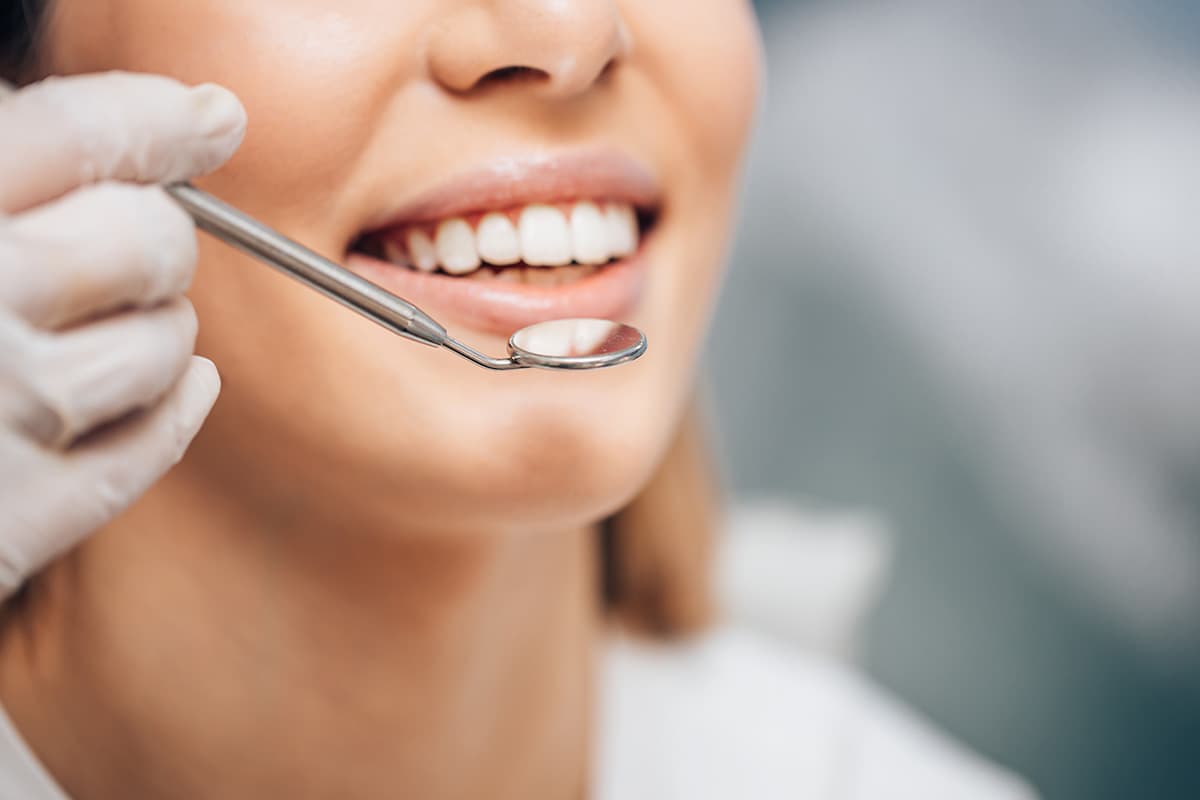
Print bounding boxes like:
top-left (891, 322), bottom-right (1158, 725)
top-left (464, 264), bottom-right (600, 287)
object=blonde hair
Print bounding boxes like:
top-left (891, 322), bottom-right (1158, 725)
top-left (602, 398), bottom-right (721, 638)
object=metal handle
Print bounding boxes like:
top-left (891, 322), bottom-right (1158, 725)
top-left (166, 182), bottom-right (447, 348)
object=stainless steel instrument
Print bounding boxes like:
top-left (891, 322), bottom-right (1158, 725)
top-left (166, 182), bottom-right (646, 371)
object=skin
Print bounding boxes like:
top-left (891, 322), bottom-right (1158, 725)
top-left (0, 1), bottom-right (760, 798)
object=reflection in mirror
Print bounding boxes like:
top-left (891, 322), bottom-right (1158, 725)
top-left (508, 319), bottom-right (646, 369)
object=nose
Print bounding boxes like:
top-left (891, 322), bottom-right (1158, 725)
top-left (427, 0), bottom-right (629, 99)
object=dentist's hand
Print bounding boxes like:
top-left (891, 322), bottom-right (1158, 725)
top-left (0, 72), bottom-right (246, 597)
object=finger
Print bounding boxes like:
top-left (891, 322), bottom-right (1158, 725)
top-left (0, 72), bottom-right (246, 214)
top-left (15, 298), bottom-right (199, 447)
top-left (68, 355), bottom-right (220, 523)
top-left (0, 357), bottom-right (220, 594)
top-left (0, 182), bottom-right (197, 329)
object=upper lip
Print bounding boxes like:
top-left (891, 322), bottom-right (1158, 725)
top-left (359, 149), bottom-right (662, 232)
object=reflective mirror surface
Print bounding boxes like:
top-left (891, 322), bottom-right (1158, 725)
top-left (507, 319), bottom-right (647, 370)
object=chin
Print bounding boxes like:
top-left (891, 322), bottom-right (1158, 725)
top-left (501, 401), bottom-right (670, 528)
top-left (400, 371), bottom-right (680, 534)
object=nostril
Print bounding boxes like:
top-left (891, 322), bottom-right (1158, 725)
top-left (476, 65), bottom-right (549, 90)
top-left (596, 58), bottom-right (617, 84)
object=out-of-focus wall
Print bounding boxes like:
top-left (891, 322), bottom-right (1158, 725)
top-left (711, 2), bottom-right (1200, 798)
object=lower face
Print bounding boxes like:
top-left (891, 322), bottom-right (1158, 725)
top-left (44, 1), bottom-right (761, 534)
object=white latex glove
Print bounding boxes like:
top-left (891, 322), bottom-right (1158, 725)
top-left (0, 72), bottom-right (246, 597)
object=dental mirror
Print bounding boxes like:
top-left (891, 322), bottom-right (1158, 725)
top-left (510, 318), bottom-right (646, 369)
top-left (167, 183), bottom-right (647, 372)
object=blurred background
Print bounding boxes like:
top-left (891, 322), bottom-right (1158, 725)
top-left (711, 1), bottom-right (1200, 798)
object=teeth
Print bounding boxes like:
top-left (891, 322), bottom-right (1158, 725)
top-left (477, 213), bottom-right (521, 266)
top-left (518, 318), bottom-right (613, 356)
top-left (377, 200), bottom-right (641, 275)
top-left (435, 218), bottom-right (480, 275)
top-left (570, 201), bottom-right (610, 265)
top-left (519, 204), bottom-right (573, 267)
top-left (382, 238), bottom-right (410, 268)
top-left (605, 203), bottom-right (638, 258)
top-left (405, 229), bottom-right (438, 272)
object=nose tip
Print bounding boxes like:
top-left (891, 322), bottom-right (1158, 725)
top-left (427, 1), bottom-right (629, 99)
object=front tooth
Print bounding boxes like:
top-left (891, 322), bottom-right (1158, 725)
top-left (435, 218), bottom-right (480, 274)
top-left (570, 201), bottom-right (610, 265)
top-left (406, 229), bottom-right (438, 272)
top-left (519, 204), bottom-right (573, 267)
top-left (476, 213), bottom-right (521, 266)
top-left (605, 203), bottom-right (638, 258)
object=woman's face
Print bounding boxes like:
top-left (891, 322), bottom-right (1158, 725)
top-left (43, 1), bottom-right (760, 534)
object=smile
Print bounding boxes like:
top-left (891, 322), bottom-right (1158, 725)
top-left (346, 151), bottom-right (660, 336)
top-left (357, 199), bottom-right (640, 279)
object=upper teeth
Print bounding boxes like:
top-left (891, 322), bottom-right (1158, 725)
top-left (381, 200), bottom-right (640, 275)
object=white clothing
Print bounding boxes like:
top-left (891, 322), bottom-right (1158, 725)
top-left (596, 629), bottom-right (1035, 800)
top-left (0, 628), bottom-right (1032, 799)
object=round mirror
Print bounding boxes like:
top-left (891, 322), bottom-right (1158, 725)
top-left (507, 319), bottom-right (647, 370)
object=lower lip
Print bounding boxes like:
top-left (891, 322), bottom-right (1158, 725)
top-left (344, 248), bottom-right (648, 337)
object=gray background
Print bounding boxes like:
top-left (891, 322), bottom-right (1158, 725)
top-left (710, 2), bottom-right (1200, 798)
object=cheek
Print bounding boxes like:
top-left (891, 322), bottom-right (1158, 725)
top-left (630, 0), bottom-right (762, 305)
top-left (628, 0), bottom-right (762, 171)
top-left (45, 1), bottom-right (405, 226)
top-left (623, 0), bottom-right (761, 421)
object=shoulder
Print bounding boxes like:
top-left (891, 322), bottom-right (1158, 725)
top-left (595, 628), bottom-right (1036, 800)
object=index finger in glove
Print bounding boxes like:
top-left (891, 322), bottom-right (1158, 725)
top-left (2, 297), bottom-right (200, 449)
top-left (0, 356), bottom-right (220, 596)
top-left (0, 72), bottom-right (246, 214)
top-left (0, 182), bottom-right (197, 329)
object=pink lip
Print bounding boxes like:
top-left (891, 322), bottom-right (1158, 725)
top-left (346, 150), bottom-right (659, 336)
top-left (345, 249), bottom-right (648, 337)
top-left (360, 150), bottom-right (662, 231)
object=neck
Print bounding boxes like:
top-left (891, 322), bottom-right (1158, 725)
top-left (0, 462), bottom-right (599, 800)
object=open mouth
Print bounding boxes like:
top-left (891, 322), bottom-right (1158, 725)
top-left (343, 152), bottom-right (661, 337)
top-left (350, 199), bottom-right (656, 287)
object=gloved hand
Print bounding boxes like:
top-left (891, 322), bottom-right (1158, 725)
top-left (0, 72), bottom-right (246, 597)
